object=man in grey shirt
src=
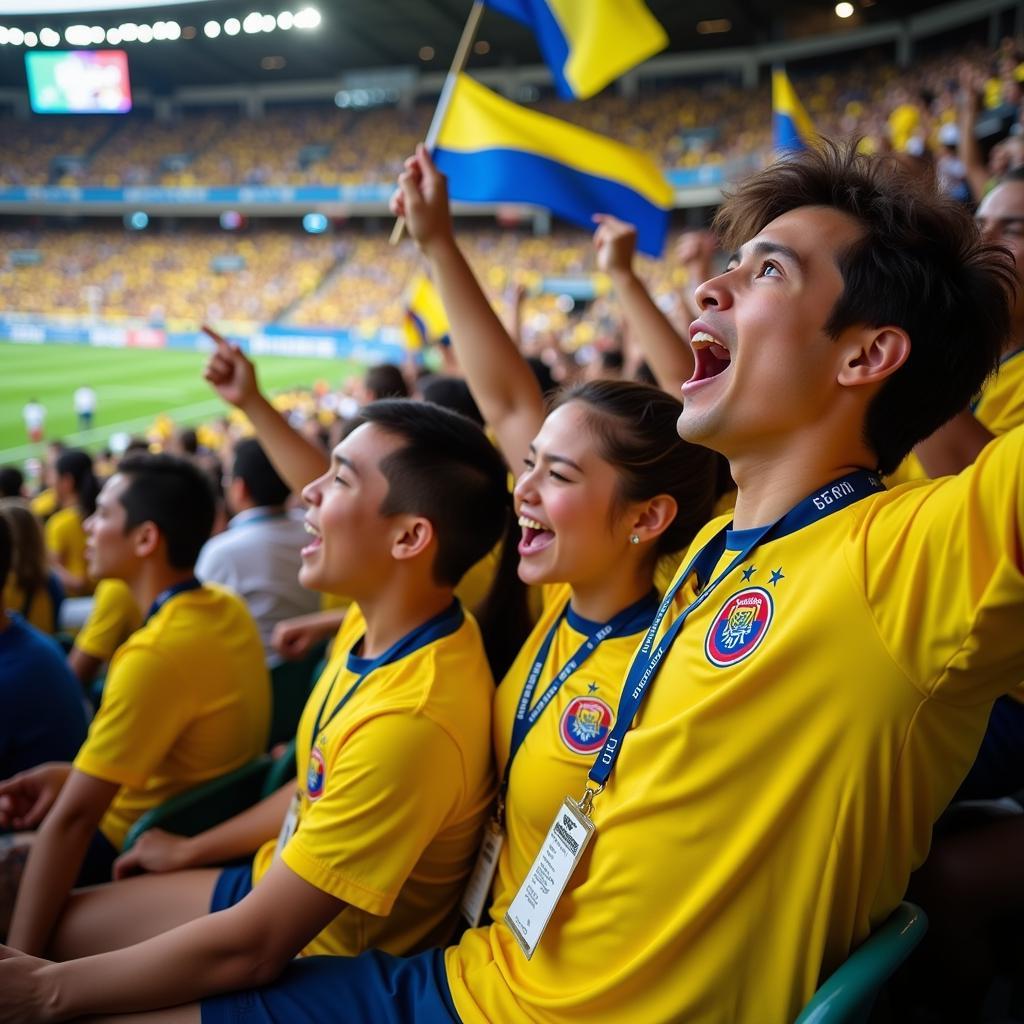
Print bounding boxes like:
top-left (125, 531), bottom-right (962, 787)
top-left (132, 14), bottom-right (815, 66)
top-left (196, 438), bottom-right (319, 664)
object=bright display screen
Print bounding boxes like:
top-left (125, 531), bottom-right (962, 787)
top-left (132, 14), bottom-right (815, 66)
top-left (26, 50), bottom-right (132, 114)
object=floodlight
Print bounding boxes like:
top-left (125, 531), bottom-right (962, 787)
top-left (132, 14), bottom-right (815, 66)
top-left (277, 11), bottom-right (293, 29)
top-left (40, 27), bottom-right (60, 45)
top-left (106, 27), bottom-right (121, 43)
top-left (294, 7), bottom-right (320, 29)
top-left (243, 12), bottom-right (262, 33)
top-left (137, 23), bottom-right (153, 42)
top-left (224, 17), bottom-right (240, 35)
top-left (24, 30), bottom-right (37, 46)
top-left (204, 20), bottom-right (220, 37)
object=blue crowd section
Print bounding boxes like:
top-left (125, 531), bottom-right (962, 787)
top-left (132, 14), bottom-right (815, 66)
top-left (0, 315), bottom-right (408, 363)
top-left (0, 167), bottom-right (725, 209)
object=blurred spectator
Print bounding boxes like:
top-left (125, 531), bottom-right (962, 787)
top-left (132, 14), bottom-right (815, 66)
top-left (0, 511), bottom-right (88, 781)
top-left (0, 500), bottom-right (63, 635)
top-left (194, 438), bottom-right (318, 663)
top-left (0, 468), bottom-right (23, 499)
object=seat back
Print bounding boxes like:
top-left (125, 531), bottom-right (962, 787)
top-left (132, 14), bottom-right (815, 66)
top-left (795, 902), bottom-right (928, 1024)
top-left (262, 738), bottom-right (297, 799)
top-left (268, 642), bottom-right (328, 747)
top-left (122, 755), bottom-right (272, 851)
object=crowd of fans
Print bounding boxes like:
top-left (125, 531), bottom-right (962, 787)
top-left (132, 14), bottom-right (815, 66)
top-left (1, 30), bottom-right (1024, 1024)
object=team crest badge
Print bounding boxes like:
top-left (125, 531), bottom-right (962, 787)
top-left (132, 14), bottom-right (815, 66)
top-left (306, 744), bottom-right (326, 800)
top-left (560, 696), bottom-right (614, 754)
top-left (705, 587), bottom-right (774, 667)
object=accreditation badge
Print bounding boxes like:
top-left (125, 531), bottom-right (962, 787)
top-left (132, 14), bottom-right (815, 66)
top-left (504, 796), bottom-right (595, 960)
top-left (460, 819), bottom-right (504, 928)
top-left (274, 791), bottom-right (301, 860)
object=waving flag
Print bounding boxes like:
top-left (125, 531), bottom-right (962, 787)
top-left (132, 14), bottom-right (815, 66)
top-left (483, 0), bottom-right (667, 100)
top-left (772, 67), bottom-right (816, 153)
top-left (433, 73), bottom-right (672, 256)
top-left (403, 271), bottom-right (450, 350)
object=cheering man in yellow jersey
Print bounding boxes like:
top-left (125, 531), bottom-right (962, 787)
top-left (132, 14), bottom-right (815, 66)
top-left (3, 144), bottom-right (1024, 1024)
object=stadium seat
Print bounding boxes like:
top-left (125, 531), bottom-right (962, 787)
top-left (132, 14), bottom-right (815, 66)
top-left (121, 756), bottom-right (272, 852)
top-left (268, 642), bottom-right (328, 747)
top-left (262, 738), bottom-right (297, 799)
top-left (795, 903), bottom-right (928, 1024)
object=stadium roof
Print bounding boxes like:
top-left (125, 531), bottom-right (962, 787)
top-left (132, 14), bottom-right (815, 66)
top-left (0, 0), bottom-right (989, 92)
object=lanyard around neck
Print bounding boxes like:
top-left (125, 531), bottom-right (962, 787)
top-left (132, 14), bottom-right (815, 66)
top-left (583, 469), bottom-right (884, 805)
top-left (144, 577), bottom-right (203, 625)
top-left (309, 600), bottom-right (465, 762)
top-left (499, 589), bottom-right (659, 824)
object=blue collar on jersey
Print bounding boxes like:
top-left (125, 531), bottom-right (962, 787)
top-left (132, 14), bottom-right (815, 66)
top-left (586, 469), bottom-right (883, 794)
top-left (310, 599), bottom-right (465, 756)
top-left (144, 577), bottom-right (203, 625)
top-left (498, 588), bottom-right (659, 825)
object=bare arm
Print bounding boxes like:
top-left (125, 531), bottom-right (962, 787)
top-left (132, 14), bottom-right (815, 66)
top-left (913, 409), bottom-right (996, 477)
top-left (391, 145), bottom-right (545, 473)
top-left (66, 647), bottom-right (102, 688)
top-left (958, 67), bottom-right (989, 203)
top-left (593, 215), bottom-right (695, 394)
top-left (7, 770), bottom-right (119, 955)
top-left (201, 328), bottom-right (328, 494)
top-left (113, 783), bottom-right (295, 880)
top-left (0, 862), bottom-right (343, 1021)
top-left (271, 607), bottom-right (345, 662)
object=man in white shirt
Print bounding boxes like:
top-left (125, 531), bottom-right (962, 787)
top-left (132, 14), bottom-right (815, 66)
top-left (73, 387), bottom-right (97, 431)
top-left (22, 400), bottom-right (45, 444)
top-left (195, 438), bottom-right (318, 663)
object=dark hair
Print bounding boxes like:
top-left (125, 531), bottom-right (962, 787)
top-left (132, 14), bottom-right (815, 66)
top-left (115, 453), bottom-right (215, 569)
top-left (177, 428), bottom-right (199, 456)
top-left (526, 356), bottom-right (556, 396)
top-left (351, 399), bottom-right (526, 678)
top-left (231, 438), bottom-right (291, 507)
top-left (364, 364), bottom-right (409, 401)
top-left (55, 449), bottom-right (99, 517)
top-left (550, 380), bottom-right (717, 557)
top-left (0, 466), bottom-right (23, 498)
top-left (714, 140), bottom-right (1016, 475)
top-left (0, 499), bottom-right (47, 605)
top-left (0, 511), bottom-right (10, 588)
top-left (1000, 165), bottom-right (1024, 185)
top-left (420, 375), bottom-right (484, 427)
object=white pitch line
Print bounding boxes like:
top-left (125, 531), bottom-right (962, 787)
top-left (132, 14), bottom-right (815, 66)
top-left (0, 397), bottom-right (227, 465)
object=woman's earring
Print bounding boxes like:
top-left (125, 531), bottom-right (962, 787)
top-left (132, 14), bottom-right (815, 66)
top-left (630, 534), bottom-right (640, 545)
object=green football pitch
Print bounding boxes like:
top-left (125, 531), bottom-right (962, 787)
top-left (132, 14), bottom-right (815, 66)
top-left (0, 341), bottom-right (361, 466)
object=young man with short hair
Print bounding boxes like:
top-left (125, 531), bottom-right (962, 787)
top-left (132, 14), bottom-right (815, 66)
top-left (0, 454), bottom-right (270, 957)
top-left (195, 438), bottom-right (319, 663)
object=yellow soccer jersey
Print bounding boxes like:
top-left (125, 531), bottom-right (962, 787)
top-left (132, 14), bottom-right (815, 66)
top-left (43, 506), bottom-right (89, 587)
top-left (447, 428), bottom-right (1024, 1024)
top-left (888, 345), bottom-right (1024, 485)
top-left (483, 583), bottom-right (658, 922)
top-left (3, 575), bottom-right (57, 633)
top-left (74, 579), bottom-right (141, 661)
top-left (251, 601), bottom-right (495, 958)
top-left (74, 584), bottom-right (270, 848)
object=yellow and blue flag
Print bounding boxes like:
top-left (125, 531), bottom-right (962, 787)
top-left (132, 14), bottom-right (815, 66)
top-left (482, 0), bottom-right (667, 100)
top-left (772, 67), bottom-right (816, 153)
top-left (433, 73), bottom-right (673, 256)
top-left (403, 271), bottom-right (449, 350)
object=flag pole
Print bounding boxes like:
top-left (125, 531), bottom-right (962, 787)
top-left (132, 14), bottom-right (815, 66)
top-left (390, 0), bottom-right (484, 245)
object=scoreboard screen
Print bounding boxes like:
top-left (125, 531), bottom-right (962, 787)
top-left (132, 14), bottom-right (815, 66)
top-left (26, 50), bottom-right (132, 114)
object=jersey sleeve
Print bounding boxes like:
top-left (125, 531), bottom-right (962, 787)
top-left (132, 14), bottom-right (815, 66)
top-left (73, 644), bottom-right (191, 787)
top-left (281, 712), bottom-right (466, 916)
top-left (860, 425), bottom-right (1024, 704)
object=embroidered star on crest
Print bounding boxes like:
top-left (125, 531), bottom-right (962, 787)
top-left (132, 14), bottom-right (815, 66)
top-left (741, 566), bottom-right (756, 581)
top-left (587, 682), bottom-right (599, 694)
top-left (769, 568), bottom-right (785, 586)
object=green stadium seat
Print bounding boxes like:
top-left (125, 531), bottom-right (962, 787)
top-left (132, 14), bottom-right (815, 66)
top-left (795, 902), bottom-right (928, 1024)
top-left (121, 756), bottom-right (272, 852)
top-left (262, 738), bottom-right (297, 799)
top-left (268, 642), bottom-right (328, 748)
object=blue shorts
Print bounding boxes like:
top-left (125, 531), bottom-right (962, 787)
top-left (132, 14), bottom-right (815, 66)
top-left (210, 864), bottom-right (254, 912)
top-left (200, 948), bottom-right (459, 1024)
